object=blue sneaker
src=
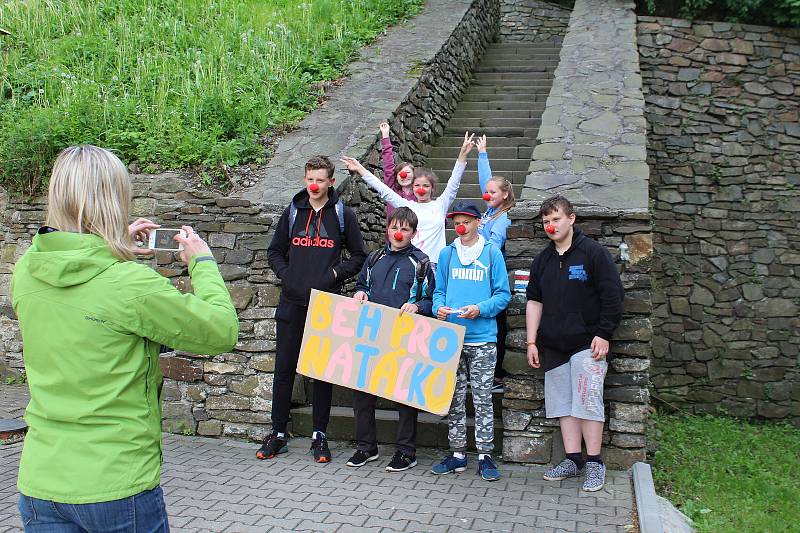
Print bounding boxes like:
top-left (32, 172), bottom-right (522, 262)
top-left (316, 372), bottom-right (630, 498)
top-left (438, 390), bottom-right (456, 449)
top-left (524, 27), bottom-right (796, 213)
top-left (478, 455), bottom-right (501, 481)
top-left (431, 454), bottom-right (468, 475)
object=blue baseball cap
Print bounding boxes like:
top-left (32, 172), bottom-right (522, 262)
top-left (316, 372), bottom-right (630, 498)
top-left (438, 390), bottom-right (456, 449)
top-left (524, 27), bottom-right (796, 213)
top-left (446, 201), bottom-right (481, 219)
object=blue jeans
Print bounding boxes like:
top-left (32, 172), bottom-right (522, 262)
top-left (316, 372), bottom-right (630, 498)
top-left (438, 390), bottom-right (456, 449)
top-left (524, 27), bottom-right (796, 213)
top-left (18, 486), bottom-right (169, 532)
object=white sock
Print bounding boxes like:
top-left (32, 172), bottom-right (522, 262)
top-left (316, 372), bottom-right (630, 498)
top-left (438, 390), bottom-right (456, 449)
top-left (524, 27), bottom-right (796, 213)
top-left (453, 452), bottom-right (466, 460)
top-left (313, 431), bottom-right (325, 439)
top-left (479, 454), bottom-right (490, 461)
top-left (276, 432), bottom-right (286, 439)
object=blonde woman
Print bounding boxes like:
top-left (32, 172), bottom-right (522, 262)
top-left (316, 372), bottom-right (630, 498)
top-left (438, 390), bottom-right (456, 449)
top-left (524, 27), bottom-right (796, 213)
top-left (12, 145), bottom-right (239, 531)
top-left (476, 135), bottom-right (515, 392)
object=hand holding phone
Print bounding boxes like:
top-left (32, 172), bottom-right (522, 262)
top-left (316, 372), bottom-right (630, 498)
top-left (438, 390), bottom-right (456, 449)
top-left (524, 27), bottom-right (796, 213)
top-left (148, 228), bottom-right (186, 251)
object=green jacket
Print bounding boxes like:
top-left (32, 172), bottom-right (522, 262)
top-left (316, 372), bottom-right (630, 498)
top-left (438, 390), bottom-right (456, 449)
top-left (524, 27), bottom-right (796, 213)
top-left (11, 230), bottom-right (239, 503)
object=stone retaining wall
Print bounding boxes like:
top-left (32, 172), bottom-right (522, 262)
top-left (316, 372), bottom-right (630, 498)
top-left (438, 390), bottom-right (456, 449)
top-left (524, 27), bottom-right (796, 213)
top-left (0, 0), bottom-right (501, 440)
top-left (499, 0), bottom-right (571, 44)
top-left (638, 17), bottom-right (800, 422)
top-left (505, 0), bottom-right (651, 468)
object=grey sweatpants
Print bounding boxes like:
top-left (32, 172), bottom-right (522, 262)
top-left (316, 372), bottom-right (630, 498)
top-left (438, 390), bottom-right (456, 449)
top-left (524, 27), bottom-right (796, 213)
top-left (544, 349), bottom-right (608, 422)
top-left (447, 342), bottom-right (496, 453)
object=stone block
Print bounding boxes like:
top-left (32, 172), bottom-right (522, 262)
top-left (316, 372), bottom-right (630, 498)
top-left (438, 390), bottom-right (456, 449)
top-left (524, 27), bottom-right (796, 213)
top-left (504, 377), bottom-right (544, 401)
top-left (160, 356), bottom-right (202, 382)
top-left (502, 410), bottom-right (532, 431)
top-left (204, 362), bottom-right (240, 374)
top-left (197, 420), bottom-right (223, 436)
top-left (503, 435), bottom-right (552, 464)
top-left (161, 402), bottom-right (196, 434)
top-left (250, 355), bottom-right (276, 372)
top-left (228, 285), bottom-right (256, 309)
top-left (205, 394), bottom-right (251, 410)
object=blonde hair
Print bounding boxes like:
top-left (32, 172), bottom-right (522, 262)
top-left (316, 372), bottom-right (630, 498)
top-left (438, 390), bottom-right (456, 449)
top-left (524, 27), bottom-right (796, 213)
top-left (488, 176), bottom-right (515, 221)
top-left (46, 145), bottom-right (134, 261)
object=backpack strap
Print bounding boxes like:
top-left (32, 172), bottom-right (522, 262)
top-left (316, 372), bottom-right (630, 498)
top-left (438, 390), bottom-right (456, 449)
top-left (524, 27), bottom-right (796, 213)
top-left (287, 200), bottom-right (346, 238)
top-left (415, 257), bottom-right (430, 303)
top-left (364, 249), bottom-right (384, 289)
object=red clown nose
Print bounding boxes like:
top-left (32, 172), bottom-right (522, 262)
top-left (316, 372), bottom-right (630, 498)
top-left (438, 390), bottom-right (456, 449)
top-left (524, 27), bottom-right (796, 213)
top-left (399, 170), bottom-right (409, 179)
top-left (393, 231), bottom-right (404, 241)
top-left (455, 224), bottom-right (467, 235)
top-left (415, 187), bottom-right (426, 196)
top-left (545, 224), bottom-right (556, 234)
top-left (482, 192), bottom-right (491, 201)
top-left (308, 183), bottom-right (320, 193)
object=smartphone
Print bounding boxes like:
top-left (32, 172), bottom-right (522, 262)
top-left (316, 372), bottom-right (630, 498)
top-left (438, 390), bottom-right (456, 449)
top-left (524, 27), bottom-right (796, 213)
top-left (447, 308), bottom-right (466, 315)
top-left (148, 228), bottom-right (185, 251)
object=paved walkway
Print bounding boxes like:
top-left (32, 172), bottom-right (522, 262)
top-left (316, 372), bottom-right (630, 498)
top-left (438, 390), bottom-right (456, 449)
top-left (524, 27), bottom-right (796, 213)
top-left (0, 385), bottom-right (635, 532)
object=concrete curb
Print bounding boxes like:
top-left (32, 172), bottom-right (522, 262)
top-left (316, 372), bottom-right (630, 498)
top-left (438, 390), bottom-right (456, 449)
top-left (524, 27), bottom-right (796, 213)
top-left (632, 461), bottom-right (664, 533)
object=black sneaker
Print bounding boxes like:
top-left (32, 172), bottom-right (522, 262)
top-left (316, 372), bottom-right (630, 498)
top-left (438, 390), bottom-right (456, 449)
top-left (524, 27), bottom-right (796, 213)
top-left (385, 450), bottom-right (417, 472)
top-left (346, 449), bottom-right (379, 467)
top-left (256, 432), bottom-right (288, 460)
top-left (310, 432), bottom-right (332, 463)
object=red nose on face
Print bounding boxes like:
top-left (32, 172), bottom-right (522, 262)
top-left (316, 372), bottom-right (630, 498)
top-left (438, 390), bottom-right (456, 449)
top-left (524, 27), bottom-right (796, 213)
top-left (308, 183), bottom-right (320, 193)
top-left (393, 231), bottom-right (404, 241)
top-left (482, 192), bottom-right (491, 202)
top-left (545, 224), bottom-right (556, 234)
top-left (455, 224), bottom-right (467, 235)
top-left (415, 187), bottom-right (426, 196)
top-left (399, 170), bottom-right (409, 179)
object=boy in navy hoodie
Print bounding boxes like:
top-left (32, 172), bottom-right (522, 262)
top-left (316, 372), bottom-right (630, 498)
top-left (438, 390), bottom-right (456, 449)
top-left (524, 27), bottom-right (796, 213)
top-left (525, 195), bottom-right (624, 492)
top-left (258, 155), bottom-right (367, 463)
top-left (431, 201), bottom-right (511, 481)
top-left (346, 207), bottom-right (434, 472)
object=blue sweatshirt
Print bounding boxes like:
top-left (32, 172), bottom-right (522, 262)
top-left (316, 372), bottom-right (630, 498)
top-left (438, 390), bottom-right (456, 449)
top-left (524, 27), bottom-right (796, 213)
top-left (477, 152), bottom-right (511, 256)
top-left (433, 241), bottom-right (511, 344)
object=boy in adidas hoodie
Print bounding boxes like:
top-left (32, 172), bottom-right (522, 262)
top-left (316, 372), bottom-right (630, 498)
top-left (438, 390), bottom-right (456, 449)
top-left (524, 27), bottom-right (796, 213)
top-left (258, 155), bottom-right (367, 463)
top-left (431, 201), bottom-right (511, 481)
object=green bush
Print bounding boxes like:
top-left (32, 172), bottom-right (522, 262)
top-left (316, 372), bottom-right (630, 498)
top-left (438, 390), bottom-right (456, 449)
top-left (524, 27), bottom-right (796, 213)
top-left (639, 0), bottom-right (800, 27)
top-left (0, 0), bottom-right (424, 194)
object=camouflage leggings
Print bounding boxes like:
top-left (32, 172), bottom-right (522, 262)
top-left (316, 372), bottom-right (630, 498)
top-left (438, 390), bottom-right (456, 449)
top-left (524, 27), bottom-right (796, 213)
top-left (447, 342), bottom-right (497, 453)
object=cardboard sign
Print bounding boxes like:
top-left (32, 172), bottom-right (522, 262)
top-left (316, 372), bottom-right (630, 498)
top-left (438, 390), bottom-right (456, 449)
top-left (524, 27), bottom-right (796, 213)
top-left (297, 289), bottom-right (465, 415)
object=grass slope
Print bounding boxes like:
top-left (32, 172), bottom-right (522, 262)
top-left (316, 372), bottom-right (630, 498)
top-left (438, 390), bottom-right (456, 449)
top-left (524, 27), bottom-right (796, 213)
top-left (651, 412), bottom-right (800, 532)
top-left (0, 0), bottom-right (423, 193)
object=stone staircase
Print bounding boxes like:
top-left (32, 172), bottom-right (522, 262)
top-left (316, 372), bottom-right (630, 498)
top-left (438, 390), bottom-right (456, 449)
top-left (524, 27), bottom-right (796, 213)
top-left (289, 41), bottom-right (561, 452)
top-left (427, 41), bottom-right (559, 242)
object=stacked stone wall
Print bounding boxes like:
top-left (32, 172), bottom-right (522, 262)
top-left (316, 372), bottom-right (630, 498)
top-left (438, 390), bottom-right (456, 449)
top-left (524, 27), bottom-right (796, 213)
top-left (499, 0), bottom-right (571, 44)
top-left (0, 0), bottom-right (500, 439)
top-left (638, 18), bottom-right (800, 422)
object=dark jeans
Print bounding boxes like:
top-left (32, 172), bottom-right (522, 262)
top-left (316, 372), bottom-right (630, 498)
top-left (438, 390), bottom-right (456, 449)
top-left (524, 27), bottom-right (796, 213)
top-left (272, 300), bottom-right (332, 434)
top-left (495, 308), bottom-right (508, 379)
top-left (353, 391), bottom-right (418, 455)
top-left (18, 486), bottom-right (168, 533)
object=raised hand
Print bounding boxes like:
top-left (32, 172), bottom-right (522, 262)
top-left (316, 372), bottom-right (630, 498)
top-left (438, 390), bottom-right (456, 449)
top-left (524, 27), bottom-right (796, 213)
top-left (340, 156), bottom-right (367, 175)
top-left (457, 131), bottom-right (476, 161)
top-left (476, 134), bottom-right (488, 153)
top-left (379, 122), bottom-right (391, 139)
top-left (173, 225), bottom-right (212, 266)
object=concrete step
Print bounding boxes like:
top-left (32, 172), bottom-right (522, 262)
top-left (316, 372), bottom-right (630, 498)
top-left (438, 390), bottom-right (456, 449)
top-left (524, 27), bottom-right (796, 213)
top-left (428, 145), bottom-right (533, 158)
top-left (427, 157), bottom-right (530, 172)
top-left (421, 170), bottom-right (530, 183)
top-left (451, 109), bottom-right (539, 119)
top-left (432, 135), bottom-right (536, 148)
top-left (474, 64), bottom-right (559, 73)
top-left (479, 58), bottom-right (560, 66)
top-left (457, 100), bottom-right (547, 110)
top-left (443, 126), bottom-right (539, 138)
top-left (290, 405), bottom-right (504, 451)
top-left (446, 117), bottom-right (542, 129)
top-left (466, 81), bottom-right (554, 91)
top-left (461, 88), bottom-right (550, 98)
top-left (472, 73), bottom-right (557, 82)
top-left (460, 93), bottom-right (549, 103)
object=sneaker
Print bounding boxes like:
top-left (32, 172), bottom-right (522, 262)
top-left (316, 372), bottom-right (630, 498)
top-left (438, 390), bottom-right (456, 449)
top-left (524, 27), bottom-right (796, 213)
top-left (477, 455), bottom-right (501, 481)
top-left (582, 461), bottom-right (606, 492)
top-left (543, 458), bottom-right (584, 481)
top-left (310, 432), bottom-right (332, 463)
top-left (255, 432), bottom-right (288, 460)
top-left (346, 449), bottom-right (379, 467)
top-left (431, 454), bottom-right (468, 475)
top-left (386, 450), bottom-right (417, 472)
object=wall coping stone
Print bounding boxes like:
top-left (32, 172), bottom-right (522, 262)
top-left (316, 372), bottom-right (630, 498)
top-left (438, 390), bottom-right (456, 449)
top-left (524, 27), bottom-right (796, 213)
top-left (522, 0), bottom-right (649, 212)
